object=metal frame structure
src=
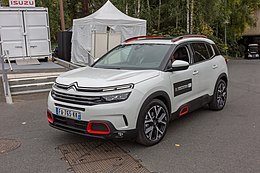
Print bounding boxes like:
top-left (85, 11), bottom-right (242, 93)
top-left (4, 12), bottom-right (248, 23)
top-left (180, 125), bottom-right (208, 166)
top-left (0, 52), bottom-right (13, 104)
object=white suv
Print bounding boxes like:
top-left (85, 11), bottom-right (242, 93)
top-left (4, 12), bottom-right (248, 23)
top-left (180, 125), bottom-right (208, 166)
top-left (47, 35), bottom-right (228, 146)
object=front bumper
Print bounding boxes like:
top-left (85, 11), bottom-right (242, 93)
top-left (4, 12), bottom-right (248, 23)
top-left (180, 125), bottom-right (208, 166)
top-left (48, 112), bottom-right (138, 139)
top-left (47, 86), bottom-right (145, 139)
top-left (48, 88), bottom-right (144, 130)
top-left (247, 54), bottom-right (260, 59)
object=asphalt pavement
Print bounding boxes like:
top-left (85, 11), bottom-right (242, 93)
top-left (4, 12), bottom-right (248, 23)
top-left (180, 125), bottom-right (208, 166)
top-left (0, 60), bottom-right (260, 173)
top-left (0, 76), bottom-right (5, 102)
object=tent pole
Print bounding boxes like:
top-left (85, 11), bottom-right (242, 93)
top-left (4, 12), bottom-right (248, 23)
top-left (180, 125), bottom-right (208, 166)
top-left (93, 30), bottom-right (96, 58)
top-left (107, 32), bottom-right (109, 52)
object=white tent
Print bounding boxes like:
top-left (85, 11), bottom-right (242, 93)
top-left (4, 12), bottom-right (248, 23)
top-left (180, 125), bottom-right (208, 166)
top-left (71, 0), bottom-right (147, 65)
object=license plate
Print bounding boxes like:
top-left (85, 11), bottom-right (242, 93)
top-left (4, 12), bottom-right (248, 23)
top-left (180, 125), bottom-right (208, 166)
top-left (56, 107), bottom-right (81, 120)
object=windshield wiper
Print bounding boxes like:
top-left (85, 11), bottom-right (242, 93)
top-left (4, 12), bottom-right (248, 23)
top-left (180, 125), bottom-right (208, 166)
top-left (104, 67), bottom-right (122, 70)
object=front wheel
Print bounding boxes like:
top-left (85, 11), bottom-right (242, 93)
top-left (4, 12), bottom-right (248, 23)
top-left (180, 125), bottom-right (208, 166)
top-left (136, 99), bottom-right (169, 146)
top-left (209, 79), bottom-right (227, 110)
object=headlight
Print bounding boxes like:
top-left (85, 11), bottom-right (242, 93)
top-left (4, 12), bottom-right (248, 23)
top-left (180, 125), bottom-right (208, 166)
top-left (102, 83), bottom-right (134, 92)
top-left (102, 92), bottom-right (131, 102)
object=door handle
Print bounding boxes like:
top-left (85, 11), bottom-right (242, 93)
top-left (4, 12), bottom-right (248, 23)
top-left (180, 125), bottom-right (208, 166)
top-left (193, 70), bottom-right (199, 75)
top-left (212, 65), bottom-right (218, 69)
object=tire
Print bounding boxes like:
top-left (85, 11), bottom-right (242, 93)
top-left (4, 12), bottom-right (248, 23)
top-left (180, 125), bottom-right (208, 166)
top-left (209, 79), bottom-right (227, 110)
top-left (136, 99), bottom-right (169, 146)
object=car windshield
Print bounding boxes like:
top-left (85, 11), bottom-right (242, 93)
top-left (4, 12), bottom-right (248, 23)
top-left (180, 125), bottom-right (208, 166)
top-left (249, 46), bottom-right (258, 52)
top-left (93, 44), bottom-right (172, 70)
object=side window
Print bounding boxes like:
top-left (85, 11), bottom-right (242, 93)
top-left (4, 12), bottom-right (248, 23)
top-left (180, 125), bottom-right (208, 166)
top-left (170, 46), bottom-right (190, 63)
top-left (206, 44), bottom-right (214, 58)
top-left (212, 44), bottom-right (221, 55)
top-left (191, 43), bottom-right (210, 63)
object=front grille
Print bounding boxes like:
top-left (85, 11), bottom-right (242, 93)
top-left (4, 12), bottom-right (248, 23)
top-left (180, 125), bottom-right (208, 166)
top-left (51, 90), bottom-right (104, 106)
top-left (53, 115), bottom-right (87, 134)
top-left (55, 82), bottom-right (103, 92)
top-left (54, 82), bottom-right (134, 92)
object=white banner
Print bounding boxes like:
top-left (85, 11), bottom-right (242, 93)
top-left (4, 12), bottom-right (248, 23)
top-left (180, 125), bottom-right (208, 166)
top-left (9, 0), bottom-right (36, 8)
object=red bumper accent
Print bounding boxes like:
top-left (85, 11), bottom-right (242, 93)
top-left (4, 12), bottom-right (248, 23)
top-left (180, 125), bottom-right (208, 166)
top-left (47, 110), bottom-right (54, 124)
top-left (179, 106), bottom-right (189, 116)
top-left (87, 122), bottom-right (111, 135)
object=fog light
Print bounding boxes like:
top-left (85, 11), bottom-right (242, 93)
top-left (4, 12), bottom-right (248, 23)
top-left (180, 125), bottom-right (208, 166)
top-left (87, 122), bottom-right (110, 135)
top-left (47, 110), bottom-right (54, 124)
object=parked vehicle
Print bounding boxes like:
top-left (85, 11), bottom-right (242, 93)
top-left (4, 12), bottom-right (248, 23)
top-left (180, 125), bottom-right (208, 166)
top-left (47, 35), bottom-right (228, 146)
top-left (245, 44), bottom-right (260, 59)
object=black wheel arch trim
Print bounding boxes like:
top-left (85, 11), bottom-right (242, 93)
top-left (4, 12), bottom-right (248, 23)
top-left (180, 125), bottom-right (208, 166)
top-left (137, 91), bottom-right (172, 126)
top-left (217, 73), bottom-right (228, 86)
top-left (209, 73), bottom-right (228, 110)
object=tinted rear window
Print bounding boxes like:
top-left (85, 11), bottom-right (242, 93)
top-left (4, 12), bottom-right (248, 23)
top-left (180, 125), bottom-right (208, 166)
top-left (212, 44), bottom-right (221, 55)
top-left (191, 43), bottom-right (210, 63)
top-left (206, 44), bottom-right (214, 58)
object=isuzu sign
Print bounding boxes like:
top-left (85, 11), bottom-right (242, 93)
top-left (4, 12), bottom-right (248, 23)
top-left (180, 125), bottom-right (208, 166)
top-left (9, 0), bottom-right (35, 8)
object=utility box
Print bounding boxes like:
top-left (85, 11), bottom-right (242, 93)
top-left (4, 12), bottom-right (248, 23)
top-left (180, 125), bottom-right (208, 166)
top-left (0, 7), bottom-right (51, 60)
top-left (57, 30), bottom-right (72, 62)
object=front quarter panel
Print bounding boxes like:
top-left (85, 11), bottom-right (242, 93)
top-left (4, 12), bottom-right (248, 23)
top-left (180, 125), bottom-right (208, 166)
top-left (134, 72), bottom-right (172, 117)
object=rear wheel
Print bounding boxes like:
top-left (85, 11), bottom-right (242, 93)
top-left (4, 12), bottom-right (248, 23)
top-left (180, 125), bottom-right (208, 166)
top-left (136, 99), bottom-right (169, 146)
top-left (209, 79), bottom-right (227, 110)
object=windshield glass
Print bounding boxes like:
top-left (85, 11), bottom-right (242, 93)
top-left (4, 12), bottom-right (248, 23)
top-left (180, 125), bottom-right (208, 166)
top-left (249, 46), bottom-right (258, 52)
top-left (93, 44), bottom-right (172, 70)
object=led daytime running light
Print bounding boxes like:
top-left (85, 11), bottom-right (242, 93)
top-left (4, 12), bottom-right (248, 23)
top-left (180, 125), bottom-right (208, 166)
top-left (102, 92), bottom-right (131, 102)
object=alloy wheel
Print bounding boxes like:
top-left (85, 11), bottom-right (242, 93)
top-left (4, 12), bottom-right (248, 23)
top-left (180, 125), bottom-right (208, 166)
top-left (144, 105), bottom-right (168, 141)
top-left (216, 81), bottom-right (227, 108)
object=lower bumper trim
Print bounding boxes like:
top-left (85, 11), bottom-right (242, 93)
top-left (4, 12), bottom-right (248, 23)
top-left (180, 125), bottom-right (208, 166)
top-left (49, 115), bottom-right (137, 140)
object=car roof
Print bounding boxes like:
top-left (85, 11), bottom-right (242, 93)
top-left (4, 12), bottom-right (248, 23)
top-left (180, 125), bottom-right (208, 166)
top-left (123, 35), bottom-right (215, 45)
top-left (248, 44), bottom-right (258, 46)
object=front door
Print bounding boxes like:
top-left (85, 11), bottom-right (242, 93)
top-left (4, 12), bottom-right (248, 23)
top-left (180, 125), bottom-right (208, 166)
top-left (169, 45), bottom-right (200, 113)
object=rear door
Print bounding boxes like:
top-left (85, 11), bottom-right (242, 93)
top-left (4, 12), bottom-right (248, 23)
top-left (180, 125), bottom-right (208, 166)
top-left (23, 10), bottom-right (51, 57)
top-left (190, 42), bottom-right (218, 96)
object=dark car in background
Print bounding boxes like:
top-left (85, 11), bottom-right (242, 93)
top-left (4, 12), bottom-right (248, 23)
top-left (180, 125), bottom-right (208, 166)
top-left (245, 44), bottom-right (260, 59)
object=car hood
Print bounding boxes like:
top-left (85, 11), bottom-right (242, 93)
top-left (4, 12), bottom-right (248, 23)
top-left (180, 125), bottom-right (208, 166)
top-left (56, 67), bottom-right (160, 87)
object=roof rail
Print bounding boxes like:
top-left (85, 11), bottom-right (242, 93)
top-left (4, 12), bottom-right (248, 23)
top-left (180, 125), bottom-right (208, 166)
top-left (124, 36), bottom-right (165, 43)
top-left (172, 35), bottom-right (207, 42)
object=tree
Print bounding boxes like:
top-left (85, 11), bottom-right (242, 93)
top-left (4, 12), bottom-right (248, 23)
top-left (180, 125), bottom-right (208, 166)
top-left (82, 0), bottom-right (89, 16)
top-left (1, 0), bottom-right (259, 55)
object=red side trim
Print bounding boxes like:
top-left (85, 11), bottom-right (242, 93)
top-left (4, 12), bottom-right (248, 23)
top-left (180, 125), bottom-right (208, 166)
top-left (87, 122), bottom-right (111, 135)
top-left (124, 36), bottom-right (165, 43)
top-left (47, 110), bottom-right (54, 124)
top-left (179, 106), bottom-right (189, 117)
